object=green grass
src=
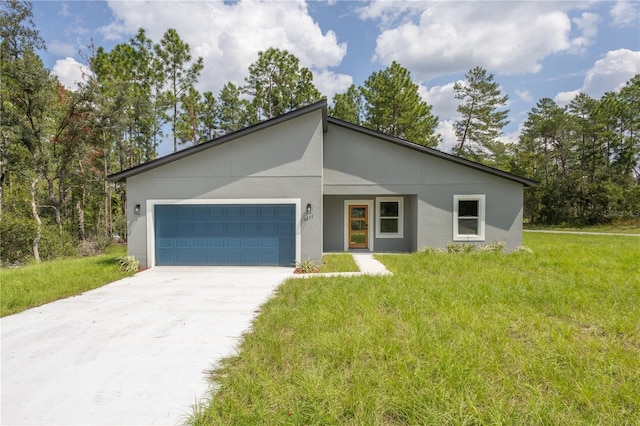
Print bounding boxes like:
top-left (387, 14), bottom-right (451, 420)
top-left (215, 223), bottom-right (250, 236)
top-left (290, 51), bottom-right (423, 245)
top-left (321, 253), bottom-right (359, 273)
top-left (193, 234), bottom-right (640, 425)
top-left (524, 219), bottom-right (640, 234)
top-left (1, 245), bottom-right (135, 317)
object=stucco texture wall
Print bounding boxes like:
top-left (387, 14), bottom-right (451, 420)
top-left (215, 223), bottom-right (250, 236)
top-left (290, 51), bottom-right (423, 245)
top-left (126, 110), bottom-right (325, 267)
top-left (323, 123), bottom-right (524, 251)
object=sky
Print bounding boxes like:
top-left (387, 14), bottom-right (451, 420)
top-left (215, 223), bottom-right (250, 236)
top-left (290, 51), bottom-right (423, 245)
top-left (31, 0), bottom-right (640, 155)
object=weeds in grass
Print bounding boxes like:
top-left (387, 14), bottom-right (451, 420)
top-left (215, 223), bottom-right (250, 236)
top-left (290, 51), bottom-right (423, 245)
top-left (295, 257), bottom-right (320, 273)
top-left (436, 241), bottom-right (506, 254)
top-left (446, 242), bottom-right (477, 253)
top-left (422, 246), bottom-right (444, 254)
top-left (118, 255), bottom-right (140, 272)
top-left (514, 245), bottom-right (534, 254)
top-left (477, 241), bottom-right (505, 252)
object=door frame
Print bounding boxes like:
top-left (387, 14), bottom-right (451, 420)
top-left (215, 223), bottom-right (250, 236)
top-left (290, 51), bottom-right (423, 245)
top-left (343, 200), bottom-right (373, 251)
top-left (146, 198), bottom-right (301, 268)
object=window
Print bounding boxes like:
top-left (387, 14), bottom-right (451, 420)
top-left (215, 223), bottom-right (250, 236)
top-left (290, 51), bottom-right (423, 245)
top-left (376, 197), bottom-right (403, 238)
top-left (453, 195), bottom-right (485, 241)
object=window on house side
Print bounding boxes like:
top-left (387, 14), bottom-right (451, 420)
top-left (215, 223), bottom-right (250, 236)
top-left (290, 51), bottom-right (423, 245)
top-left (453, 195), bottom-right (485, 241)
top-left (376, 197), bottom-right (403, 238)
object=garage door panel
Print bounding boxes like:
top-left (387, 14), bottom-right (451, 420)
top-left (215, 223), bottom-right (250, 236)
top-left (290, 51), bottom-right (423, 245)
top-left (225, 223), bottom-right (242, 233)
top-left (261, 207), bottom-right (276, 217)
top-left (260, 223), bottom-right (275, 233)
top-left (243, 207), bottom-right (259, 216)
top-left (208, 237), bottom-right (223, 248)
top-left (155, 204), bottom-right (296, 266)
top-left (208, 223), bottom-right (224, 233)
top-left (243, 222), bottom-right (259, 233)
top-left (157, 238), bottom-right (174, 249)
top-left (243, 237), bottom-right (259, 249)
top-left (259, 237), bottom-right (277, 248)
top-left (192, 237), bottom-right (207, 249)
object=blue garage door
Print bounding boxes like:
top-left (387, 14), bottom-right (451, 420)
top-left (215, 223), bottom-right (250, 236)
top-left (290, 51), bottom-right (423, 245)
top-left (155, 204), bottom-right (296, 266)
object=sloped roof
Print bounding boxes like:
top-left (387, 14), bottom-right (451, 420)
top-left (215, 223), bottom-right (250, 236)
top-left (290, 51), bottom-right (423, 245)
top-left (327, 117), bottom-right (538, 187)
top-left (108, 99), bottom-right (538, 187)
top-left (108, 100), bottom-right (328, 183)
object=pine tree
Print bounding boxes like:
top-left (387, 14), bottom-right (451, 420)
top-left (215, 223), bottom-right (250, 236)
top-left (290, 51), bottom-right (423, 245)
top-left (329, 84), bottom-right (363, 125)
top-left (361, 61), bottom-right (440, 147)
top-left (454, 66), bottom-right (510, 163)
top-left (243, 48), bottom-right (322, 121)
top-left (154, 29), bottom-right (204, 152)
top-left (217, 82), bottom-right (255, 135)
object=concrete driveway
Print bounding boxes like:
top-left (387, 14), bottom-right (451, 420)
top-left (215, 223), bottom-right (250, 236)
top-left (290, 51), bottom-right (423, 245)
top-left (1, 266), bottom-right (293, 425)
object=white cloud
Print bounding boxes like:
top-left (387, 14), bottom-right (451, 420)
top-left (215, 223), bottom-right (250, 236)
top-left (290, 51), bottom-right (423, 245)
top-left (313, 70), bottom-right (353, 104)
top-left (101, 0), bottom-right (348, 97)
top-left (610, 1), bottom-right (639, 27)
top-left (60, 3), bottom-right (71, 18)
top-left (357, 1), bottom-right (424, 28)
top-left (363, 2), bottom-right (603, 80)
top-left (419, 82), bottom-right (459, 122)
top-left (570, 12), bottom-right (600, 53)
top-left (52, 57), bottom-right (91, 89)
top-left (555, 49), bottom-right (640, 104)
top-left (515, 89), bottom-right (533, 103)
top-left (435, 120), bottom-right (457, 154)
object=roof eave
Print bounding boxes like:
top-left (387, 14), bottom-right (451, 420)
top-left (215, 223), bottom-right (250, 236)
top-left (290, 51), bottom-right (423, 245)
top-left (108, 99), bottom-right (328, 183)
top-left (327, 117), bottom-right (539, 188)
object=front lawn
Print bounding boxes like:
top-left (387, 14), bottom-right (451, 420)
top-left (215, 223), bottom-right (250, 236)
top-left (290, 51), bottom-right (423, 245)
top-left (193, 233), bottom-right (640, 425)
top-left (321, 253), bottom-right (359, 273)
top-left (524, 219), bottom-right (640, 234)
top-left (1, 245), bottom-right (134, 317)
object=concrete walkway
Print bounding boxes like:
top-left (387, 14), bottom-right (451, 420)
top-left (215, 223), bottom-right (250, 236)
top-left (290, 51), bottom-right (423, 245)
top-left (352, 253), bottom-right (392, 275)
top-left (1, 266), bottom-right (293, 426)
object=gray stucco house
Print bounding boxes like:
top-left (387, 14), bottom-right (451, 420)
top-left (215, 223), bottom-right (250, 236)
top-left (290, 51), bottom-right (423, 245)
top-left (109, 100), bottom-right (537, 268)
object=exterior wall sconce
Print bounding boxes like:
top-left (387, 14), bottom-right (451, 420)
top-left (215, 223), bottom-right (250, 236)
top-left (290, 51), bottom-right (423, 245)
top-left (134, 204), bottom-right (141, 215)
top-left (303, 203), bottom-right (313, 222)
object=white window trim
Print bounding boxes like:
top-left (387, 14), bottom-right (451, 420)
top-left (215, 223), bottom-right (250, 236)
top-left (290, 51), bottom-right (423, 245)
top-left (146, 198), bottom-right (301, 268)
top-left (375, 197), bottom-right (404, 239)
top-left (343, 200), bottom-right (374, 251)
top-left (453, 194), bottom-right (485, 241)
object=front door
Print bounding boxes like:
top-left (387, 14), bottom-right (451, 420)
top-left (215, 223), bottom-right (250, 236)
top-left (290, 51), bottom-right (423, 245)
top-left (348, 204), bottom-right (368, 249)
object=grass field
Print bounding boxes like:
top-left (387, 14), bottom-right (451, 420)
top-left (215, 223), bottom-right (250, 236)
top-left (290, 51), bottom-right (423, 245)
top-left (524, 219), bottom-right (640, 234)
top-left (193, 233), bottom-right (640, 425)
top-left (321, 253), bottom-right (360, 273)
top-left (0, 245), bottom-right (133, 317)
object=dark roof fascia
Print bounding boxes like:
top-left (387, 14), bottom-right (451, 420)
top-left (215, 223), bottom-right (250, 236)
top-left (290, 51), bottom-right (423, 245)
top-left (327, 117), bottom-right (539, 188)
top-left (108, 99), bottom-right (328, 182)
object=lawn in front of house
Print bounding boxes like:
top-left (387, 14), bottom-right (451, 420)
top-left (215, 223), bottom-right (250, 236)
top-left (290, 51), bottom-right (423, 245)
top-left (524, 219), bottom-right (640, 234)
top-left (320, 253), bottom-right (359, 273)
top-left (1, 245), bottom-right (134, 317)
top-left (193, 233), bottom-right (640, 425)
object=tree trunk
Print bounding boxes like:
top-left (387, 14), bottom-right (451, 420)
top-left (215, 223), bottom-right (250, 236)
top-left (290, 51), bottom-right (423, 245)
top-left (30, 177), bottom-right (42, 263)
top-left (76, 159), bottom-right (86, 240)
top-left (76, 199), bottom-right (85, 241)
top-left (46, 176), bottom-right (62, 229)
top-left (0, 131), bottom-right (9, 221)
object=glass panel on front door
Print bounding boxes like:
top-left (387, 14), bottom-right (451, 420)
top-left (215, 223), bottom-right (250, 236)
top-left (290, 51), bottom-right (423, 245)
top-left (349, 205), bottom-right (368, 248)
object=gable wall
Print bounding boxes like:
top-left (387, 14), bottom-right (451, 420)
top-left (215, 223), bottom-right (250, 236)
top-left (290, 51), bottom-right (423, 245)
top-left (323, 124), bottom-right (524, 250)
top-left (126, 110), bottom-right (325, 267)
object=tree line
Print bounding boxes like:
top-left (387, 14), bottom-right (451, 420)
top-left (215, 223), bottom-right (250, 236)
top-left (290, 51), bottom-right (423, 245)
top-left (1, 0), bottom-right (638, 264)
